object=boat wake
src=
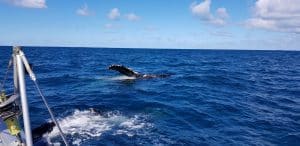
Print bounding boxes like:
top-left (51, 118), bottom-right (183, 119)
top-left (48, 109), bottom-right (152, 145)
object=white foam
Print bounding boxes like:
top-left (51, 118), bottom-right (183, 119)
top-left (48, 109), bottom-right (152, 145)
top-left (110, 75), bottom-right (136, 80)
top-left (97, 75), bottom-right (136, 81)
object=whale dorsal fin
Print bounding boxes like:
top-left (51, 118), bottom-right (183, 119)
top-left (108, 64), bottom-right (139, 77)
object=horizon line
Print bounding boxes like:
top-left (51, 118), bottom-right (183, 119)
top-left (0, 45), bottom-right (299, 51)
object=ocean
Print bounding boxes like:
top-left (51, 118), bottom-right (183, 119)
top-left (0, 46), bottom-right (299, 145)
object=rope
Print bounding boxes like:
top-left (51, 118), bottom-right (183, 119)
top-left (0, 58), bottom-right (12, 91)
top-left (33, 80), bottom-right (69, 146)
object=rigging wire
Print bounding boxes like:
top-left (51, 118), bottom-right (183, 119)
top-left (33, 80), bottom-right (69, 146)
top-left (0, 57), bottom-right (12, 91)
top-left (18, 50), bottom-right (69, 146)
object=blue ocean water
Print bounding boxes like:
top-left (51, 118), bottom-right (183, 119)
top-left (0, 46), bottom-right (299, 145)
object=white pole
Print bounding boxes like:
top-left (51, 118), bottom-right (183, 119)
top-left (13, 54), bottom-right (18, 94)
top-left (16, 54), bottom-right (33, 146)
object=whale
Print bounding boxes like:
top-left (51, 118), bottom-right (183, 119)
top-left (32, 121), bottom-right (55, 143)
top-left (108, 64), bottom-right (170, 79)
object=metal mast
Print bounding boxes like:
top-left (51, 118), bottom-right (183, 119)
top-left (14, 46), bottom-right (33, 146)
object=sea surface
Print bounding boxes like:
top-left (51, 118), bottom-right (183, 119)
top-left (0, 46), bottom-right (299, 146)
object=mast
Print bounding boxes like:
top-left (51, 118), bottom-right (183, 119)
top-left (13, 46), bottom-right (33, 146)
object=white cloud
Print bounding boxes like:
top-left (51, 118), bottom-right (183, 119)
top-left (144, 26), bottom-right (157, 32)
top-left (245, 0), bottom-right (300, 33)
top-left (125, 13), bottom-right (140, 21)
top-left (104, 23), bottom-right (122, 30)
top-left (216, 8), bottom-right (228, 19)
top-left (245, 18), bottom-right (276, 30)
top-left (210, 30), bottom-right (233, 38)
top-left (76, 4), bottom-right (91, 16)
top-left (105, 23), bottom-right (114, 29)
top-left (7, 0), bottom-right (46, 8)
top-left (190, 0), bottom-right (229, 26)
top-left (108, 8), bottom-right (121, 20)
top-left (190, 0), bottom-right (211, 20)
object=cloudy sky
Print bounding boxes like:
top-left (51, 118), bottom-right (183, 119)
top-left (0, 0), bottom-right (299, 50)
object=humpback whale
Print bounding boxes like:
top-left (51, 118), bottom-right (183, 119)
top-left (32, 121), bottom-right (55, 143)
top-left (108, 64), bottom-right (170, 79)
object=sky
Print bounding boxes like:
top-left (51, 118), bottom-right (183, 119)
top-left (0, 0), bottom-right (299, 50)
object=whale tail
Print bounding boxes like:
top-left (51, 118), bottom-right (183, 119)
top-left (108, 64), bottom-right (140, 77)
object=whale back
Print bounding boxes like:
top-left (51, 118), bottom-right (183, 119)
top-left (108, 64), bottom-right (139, 77)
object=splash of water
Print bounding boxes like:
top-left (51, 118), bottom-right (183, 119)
top-left (110, 75), bottom-right (136, 80)
top-left (97, 75), bottom-right (136, 81)
top-left (48, 109), bottom-right (152, 145)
